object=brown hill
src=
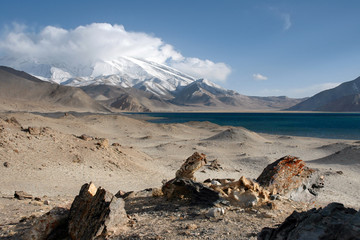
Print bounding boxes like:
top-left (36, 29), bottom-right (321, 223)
top-left (81, 84), bottom-right (171, 112)
top-left (288, 76), bottom-right (360, 112)
top-left (171, 79), bottom-right (304, 110)
top-left (0, 66), bottom-right (109, 112)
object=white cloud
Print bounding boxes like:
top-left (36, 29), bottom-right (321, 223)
top-left (0, 23), bottom-right (231, 82)
top-left (281, 13), bottom-right (292, 31)
top-left (253, 73), bottom-right (268, 81)
top-left (171, 58), bottom-right (231, 82)
top-left (259, 82), bottom-right (341, 98)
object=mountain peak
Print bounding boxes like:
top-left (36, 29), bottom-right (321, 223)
top-left (0, 56), bottom-right (199, 97)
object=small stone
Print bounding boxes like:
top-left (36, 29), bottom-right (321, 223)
top-left (34, 197), bottom-right (42, 201)
top-left (97, 138), bottom-right (109, 148)
top-left (115, 190), bottom-right (127, 198)
top-left (206, 207), bottom-right (225, 218)
top-left (186, 224), bottom-right (198, 230)
top-left (73, 154), bottom-right (83, 163)
top-left (211, 180), bottom-right (222, 186)
top-left (3, 162), bottom-right (9, 168)
top-left (267, 202), bottom-right (277, 210)
top-left (44, 200), bottom-right (50, 205)
top-left (14, 191), bottom-right (33, 200)
top-left (79, 134), bottom-right (93, 141)
top-left (232, 190), bottom-right (259, 207)
top-left (28, 127), bottom-right (41, 135)
top-left (152, 188), bottom-right (163, 197)
top-left (208, 159), bottom-right (222, 170)
top-left (7, 230), bottom-right (16, 236)
top-left (261, 212), bottom-right (277, 218)
top-left (31, 201), bottom-right (43, 206)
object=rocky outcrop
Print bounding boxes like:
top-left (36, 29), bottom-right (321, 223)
top-left (162, 178), bottom-right (223, 206)
top-left (205, 176), bottom-right (270, 208)
top-left (175, 152), bottom-right (207, 181)
top-left (163, 152), bottom-right (270, 207)
top-left (163, 154), bottom-right (324, 208)
top-left (24, 207), bottom-right (69, 240)
top-left (20, 183), bottom-right (128, 240)
top-left (256, 155), bottom-right (324, 201)
top-left (163, 152), bottom-right (223, 206)
top-left (68, 182), bottom-right (127, 239)
top-left (258, 202), bottom-right (360, 240)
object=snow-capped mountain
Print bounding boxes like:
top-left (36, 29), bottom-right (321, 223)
top-left (0, 56), bottom-right (196, 97)
top-left (0, 56), bottom-right (306, 112)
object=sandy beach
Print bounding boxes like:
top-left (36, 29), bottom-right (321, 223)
top-left (0, 112), bottom-right (359, 239)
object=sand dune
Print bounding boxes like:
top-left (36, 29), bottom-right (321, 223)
top-left (310, 145), bottom-right (360, 166)
top-left (204, 127), bottom-right (268, 143)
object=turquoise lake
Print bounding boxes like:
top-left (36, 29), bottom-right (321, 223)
top-left (129, 112), bottom-right (360, 140)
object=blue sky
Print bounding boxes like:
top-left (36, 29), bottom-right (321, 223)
top-left (1, 0), bottom-right (360, 98)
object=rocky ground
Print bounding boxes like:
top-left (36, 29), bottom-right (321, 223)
top-left (0, 184), bottom-right (316, 239)
top-left (0, 112), bottom-right (359, 239)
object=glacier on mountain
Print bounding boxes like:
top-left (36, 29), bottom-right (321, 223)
top-left (0, 56), bottom-right (202, 97)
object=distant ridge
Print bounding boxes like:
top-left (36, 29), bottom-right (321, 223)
top-left (0, 66), bottom-right (109, 112)
top-left (81, 84), bottom-right (170, 112)
top-left (0, 66), bottom-right (43, 83)
top-left (0, 65), bottom-right (304, 112)
top-left (288, 76), bottom-right (360, 112)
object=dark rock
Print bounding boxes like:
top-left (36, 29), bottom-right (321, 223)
top-left (162, 178), bottom-right (223, 206)
top-left (3, 162), bottom-right (9, 168)
top-left (258, 202), bottom-right (360, 240)
top-left (14, 191), bottom-right (33, 200)
top-left (114, 190), bottom-right (127, 198)
top-left (256, 155), bottom-right (324, 201)
top-left (68, 182), bottom-right (127, 239)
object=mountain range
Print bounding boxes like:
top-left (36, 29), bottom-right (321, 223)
top-left (1, 55), bottom-right (359, 112)
top-left (0, 57), bottom-right (305, 112)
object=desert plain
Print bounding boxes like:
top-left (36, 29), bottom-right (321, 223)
top-left (0, 111), bottom-right (359, 239)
